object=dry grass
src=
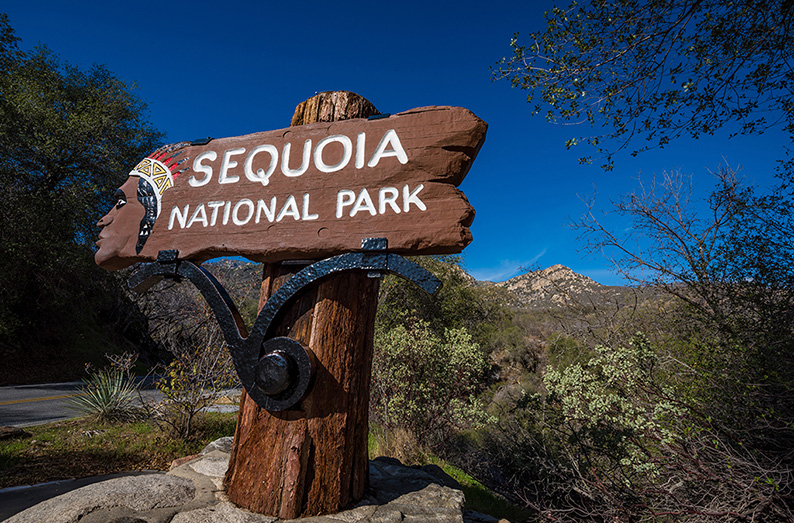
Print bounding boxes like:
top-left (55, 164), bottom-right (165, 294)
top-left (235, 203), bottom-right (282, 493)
top-left (368, 426), bottom-right (431, 465)
top-left (0, 412), bottom-right (236, 488)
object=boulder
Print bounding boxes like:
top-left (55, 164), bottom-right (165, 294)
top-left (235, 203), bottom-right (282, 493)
top-left (5, 475), bottom-right (195, 523)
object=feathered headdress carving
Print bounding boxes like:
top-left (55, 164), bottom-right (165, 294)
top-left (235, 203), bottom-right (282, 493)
top-left (129, 142), bottom-right (191, 216)
top-left (131, 142), bottom-right (190, 253)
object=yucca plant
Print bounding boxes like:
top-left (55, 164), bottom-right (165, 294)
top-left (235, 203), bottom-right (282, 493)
top-left (69, 367), bottom-right (140, 422)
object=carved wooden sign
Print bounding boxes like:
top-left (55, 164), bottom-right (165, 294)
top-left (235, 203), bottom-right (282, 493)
top-left (95, 105), bottom-right (486, 270)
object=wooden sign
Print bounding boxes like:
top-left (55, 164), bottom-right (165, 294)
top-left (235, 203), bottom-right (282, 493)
top-left (95, 106), bottom-right (486, 270)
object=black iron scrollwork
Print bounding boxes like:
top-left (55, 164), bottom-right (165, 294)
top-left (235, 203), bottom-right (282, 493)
top-left (128, 238), bottom-right (441, 412)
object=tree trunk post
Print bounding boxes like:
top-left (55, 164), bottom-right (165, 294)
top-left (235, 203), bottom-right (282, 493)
top-left (224, 91), bottom-right (381, 518)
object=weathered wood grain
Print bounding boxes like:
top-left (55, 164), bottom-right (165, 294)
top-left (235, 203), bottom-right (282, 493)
top-left (95, 98), bottom-right (485, 270)
top-left (224, 92), bottom-right (381, 518)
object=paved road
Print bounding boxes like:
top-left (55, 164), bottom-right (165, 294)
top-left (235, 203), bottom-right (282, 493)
top-left (0, 379), bottom-right (163, 427)
top-left (0, 381), bottom-right (86, 427)
top-left (0, 380), bottom-right (239, 427)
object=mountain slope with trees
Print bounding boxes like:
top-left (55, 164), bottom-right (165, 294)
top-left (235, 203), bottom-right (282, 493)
top-left (494, 264), bottom-right (635, 309)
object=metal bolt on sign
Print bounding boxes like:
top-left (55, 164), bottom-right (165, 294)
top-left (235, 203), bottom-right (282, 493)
top-left (128, 238), bottom-right (441, 411)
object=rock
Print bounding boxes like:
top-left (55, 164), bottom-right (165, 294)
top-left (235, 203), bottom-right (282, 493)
top-left (169, 454), bottom-right (200, 470)
top-left (354, 457), bottom-right (467, 523)
top-left (171, 501), bottom-right (276, 522)
top-left (463, 510), bottom-right (508, 523)
top-left (200, 435), bottom-right (234, 455)
top-left (420, 464), bottom-right (462, 490)
top-left (188, 452), bottom-right (230, 478)
top-left (379, 483), bottom-right (465, 522)
top-left (6, 446), bottom-right (495, 523)
top-left (390, 482), bottom-right (465, 511)
top-left (325, 505), bottom-right (378, 522)
top-left (83, 510), bottom-right (150, 523)
top-left (5, 475), bottom-right (196, 523)
top-left (0, 426), bottom-right (32, 440)
top-left (363, 507), bottom-right (404, 522)
top-left (368, 457), bottom-right (459, 504)
top-left (281, 505), bottom-right (378, 522)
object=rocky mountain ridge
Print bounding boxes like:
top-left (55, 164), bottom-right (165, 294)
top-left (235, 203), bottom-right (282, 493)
top-left (490, 264), bottom-right (634, 310)
top-left (203, 259), bottom-right (639, 312)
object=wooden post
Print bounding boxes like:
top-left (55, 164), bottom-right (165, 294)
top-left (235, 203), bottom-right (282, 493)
top-left (224, 91), bottom-right (381, 518)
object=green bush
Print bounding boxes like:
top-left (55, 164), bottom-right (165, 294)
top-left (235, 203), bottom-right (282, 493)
top-left (544, 335), bottom-right (684, 477)
top-left (371, 318), bottom-right (491, 449)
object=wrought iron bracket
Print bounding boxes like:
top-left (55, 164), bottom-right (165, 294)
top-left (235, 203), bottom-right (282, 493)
top-left (129, 238), bottom-right (441, 412)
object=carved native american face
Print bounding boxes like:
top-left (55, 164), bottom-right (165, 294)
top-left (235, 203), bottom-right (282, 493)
top-left (95, 143), bottom-right (190, 270)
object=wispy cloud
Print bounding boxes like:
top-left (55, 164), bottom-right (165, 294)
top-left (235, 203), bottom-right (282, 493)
top-left (469, 249), bottom-right (547, 282)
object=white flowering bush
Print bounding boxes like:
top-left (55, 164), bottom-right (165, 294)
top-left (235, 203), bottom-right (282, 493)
top-left (545, 335), bottom-right (684, 478)
top-left (539, 334), bottom-right (791, 521)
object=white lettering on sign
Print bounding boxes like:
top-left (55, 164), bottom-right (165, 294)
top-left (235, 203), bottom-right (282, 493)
top-left (245, 145), bottom-right (278, 186)
top-left (351, 189), bottom-right (377, 217)
top-left (188, 129), bottom-right (407, 186)
top-left (336, 190), bottom-right (355, 219)
top-left (403, 184), bottom-right (426, 211)
top-left (219, 148), bottom-right (245, 184)
top-left (168, 194), bottom-right (318, 229)
top-left (314, 135), bottom-right (353, 173)
top-left (302, 193), bottom-right (319, 220)
top-left (168, 185), bottom-right (424, 231)
top-left (368, 130), bottom-right (408, 167)
top-left (277, 195), bottom-right (300, 221)
top-left (233, 199), bottom-right (254, 225)
top-left (282, 140), bottom-right (312, 177)
top-left (356, 132), bottom-right (366, 169)
top-left (223, 201), bottom-right (231, 225)
top-left (189, 151), bottom-right (216, 187)
top-left (336, 185), bottom-right (424, 218)
top-left (378, 187), bottom-right (400, 214)
top-left (188, 204), bottom-right (208, 228)
top-left (207, 201), bottom-right (225, 226)
top-left (169, 205), bottom-right (189, 229)
top-left (257, 198), bottom-right (276, 223)
top-left (168, 130), bottom-right (421, 233)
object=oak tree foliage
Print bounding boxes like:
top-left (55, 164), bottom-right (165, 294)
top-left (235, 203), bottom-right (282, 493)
top-left (0, 14), bottom-right (162, 382)
top-left (490, 3), bottom-right (794, 517)
top-left (371, 318), bottom-right (490, 449)
top-left (495, 0), bottom-right (794, 168)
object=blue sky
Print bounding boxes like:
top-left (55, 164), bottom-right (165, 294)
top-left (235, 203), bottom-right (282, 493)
top-left (4, 1), bottom-right (788, 285)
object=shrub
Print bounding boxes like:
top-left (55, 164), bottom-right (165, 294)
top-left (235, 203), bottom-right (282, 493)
top-left (371, 318), bottom-right (491, 449)
top-left (153, 332), bottom-right (238, 438)
top-left (536, 334), bottom-right (794, 521)
top-left (368, 425), bottom-right (430, 465)
top-left (69, 367), bottom-right (140, 422)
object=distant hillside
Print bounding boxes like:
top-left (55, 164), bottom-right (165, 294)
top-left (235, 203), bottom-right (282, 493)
top-left (202, 259), bottom-right (262, 318)
top-left (202, 260), bottom-right (653, 313)
top-left (491, 264), bottom-right (640, 310)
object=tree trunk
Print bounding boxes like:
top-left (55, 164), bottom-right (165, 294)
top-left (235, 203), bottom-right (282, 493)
top-left (224, 92), bottom-right (381, 518)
